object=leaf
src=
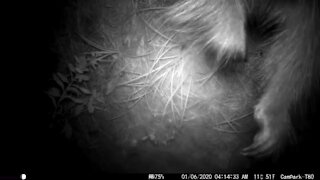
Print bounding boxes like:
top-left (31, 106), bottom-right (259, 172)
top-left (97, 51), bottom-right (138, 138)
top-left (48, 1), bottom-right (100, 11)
top-left (74, 104), bottom-right (84, 116)
top-left (75, 67), bottom-right (85, 74)
top-left (75, 74), bottom-right (90, 82)
top-left (53, 74), bottom-right (64, 89)
top-left (78, 58), bottom-right (89, 69)
top-left (72, 85), bottom-right (92, 95)
top-left (67, 87), bottom-right (81, 96)
top-left (74, 56), bottom-right (89, 74)
top-left (66, 95), bottom-right (87, 104)
top-left (77, 67), bottom-right (89, 74)
top-left (78, 87), bottom-right (91, 94)
top-left (68, 63), bottom-right (76, 72)
top-left (74, 56), bottom-right (81, 63)
top-left (47, 87), bottom-right (61, 97)
top-left (89, 59), bottom-right (99, 69)
top-left (57, 72), bottom-right (68, 83)
top-left (74, 55), bottom-right (87, 65)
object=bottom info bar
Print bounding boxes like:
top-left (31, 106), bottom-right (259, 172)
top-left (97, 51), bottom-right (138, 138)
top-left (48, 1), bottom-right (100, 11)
top-left (146, 173), bottom-right (315, 180)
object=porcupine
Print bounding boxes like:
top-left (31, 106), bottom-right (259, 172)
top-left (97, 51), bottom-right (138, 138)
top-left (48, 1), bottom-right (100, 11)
top-left (163, 0), bottom-right (320, 157)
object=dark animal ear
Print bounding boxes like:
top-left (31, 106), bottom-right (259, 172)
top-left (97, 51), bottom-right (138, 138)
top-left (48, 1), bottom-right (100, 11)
top-left (246, 3), bottom-right (284, 44)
